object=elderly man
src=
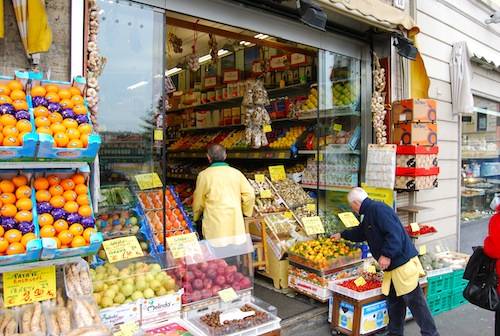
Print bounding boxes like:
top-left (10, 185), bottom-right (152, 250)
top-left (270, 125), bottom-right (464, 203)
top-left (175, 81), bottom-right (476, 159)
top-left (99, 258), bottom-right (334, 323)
top-left (333, 187), bottom-right (439, 336)
top-left (192, 144), bottom-right (255, 242)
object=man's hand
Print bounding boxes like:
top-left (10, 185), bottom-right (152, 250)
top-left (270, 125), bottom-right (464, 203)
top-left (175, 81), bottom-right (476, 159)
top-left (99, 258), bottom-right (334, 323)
top-left (378, 255), bottom-right (391, 270)
top-left (331, 233), bottom-right (341, 240)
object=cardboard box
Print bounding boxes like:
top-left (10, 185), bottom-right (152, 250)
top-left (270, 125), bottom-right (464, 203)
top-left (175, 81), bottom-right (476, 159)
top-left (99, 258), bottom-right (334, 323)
top-left (393, 99), bottom-right (437, 122)
top-left (393, 123), bottom-right (437, 146)
top-left (396, 145), bottom-right (439, 168)
top-left (395, 167), bottom-right (439, 190)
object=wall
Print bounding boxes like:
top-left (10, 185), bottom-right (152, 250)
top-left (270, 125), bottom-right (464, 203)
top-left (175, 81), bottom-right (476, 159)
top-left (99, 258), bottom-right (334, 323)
top-left (0, 0), bottom-right (71, 81)
top-left (414, 0), bottom-right (500, 248)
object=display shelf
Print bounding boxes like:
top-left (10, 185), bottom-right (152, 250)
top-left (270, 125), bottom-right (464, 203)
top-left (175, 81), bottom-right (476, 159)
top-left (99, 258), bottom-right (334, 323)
top-left (300, 183), bottom-right (353, 192)
top-left (180, 117), bottom-right (297, 132)
top-left (288, 258), bottom-right (363, 277)
top-left (167, 173), bottom-right (197, 180)
top-left (168, 149), bottom-right (294, 160)
top-left (297, 148), bottom-right (360, 155)
top-left (0, 256), bottom-right (82, 273)
top-left (0, 161), bottom-right (89, 169)
top-left (397, 205), bottom-right (432, 213)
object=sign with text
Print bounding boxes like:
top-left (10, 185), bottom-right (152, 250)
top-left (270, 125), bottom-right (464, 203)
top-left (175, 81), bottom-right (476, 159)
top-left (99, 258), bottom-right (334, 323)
top-left (153, 129), bottom-right (163, 141)
top-left (134, 173), bottom-right (163, 190)
top-left (254, 174), bottom-right (265, 183)
top-left (338, 212), bottom-right (360, 228)
top-left (301, 216), bottom-right (325, 235)
top-left (270, 55), bottom-right (288, 70)
top-left (354, 276), bottom-right (367, 287)
top-left (252, 61), bottom-right (264, 74)
top-left (260, 189), bottom-right (272, 198)
top-left (103, 236), bottom-right (144, 263)
top-left (3, 266), bottom-right (56, 307)
top-left (268, 165), bottom-right (286, 181)
top-left (290, 53), bottom-right (306, 66)
top-left (223, 69), bottom-right (239, 83)
top-left (218, 287), bottom-right (239, 302)
top-left (204, 76), bottom-right (217, 88)
top-left (166, 233), bottom-right (202, 259)
top-left (140, 291), bottom-right (182, 324)
top-left (361, 184), bottom-right (395, 208)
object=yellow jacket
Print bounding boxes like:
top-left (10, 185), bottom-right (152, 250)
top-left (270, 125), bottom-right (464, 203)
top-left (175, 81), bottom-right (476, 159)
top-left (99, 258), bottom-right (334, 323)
top-left (193, 163), bottom-right (255, 241)
top-left (382, 256), bottom-right (426, 296)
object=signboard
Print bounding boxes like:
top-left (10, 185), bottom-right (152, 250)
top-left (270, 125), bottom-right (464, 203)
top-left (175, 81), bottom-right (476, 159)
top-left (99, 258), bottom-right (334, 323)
top-left (268, 165), bottom-right (286, 181)
top-left (254, 174), bottom-right (265, 183)
top-left (204, 76), bottom-right (217, 88)
top-left (260, 190), bottom-right (272, 198)
top-left (166, 233), bottom-right (201, 259)
top-left (252, 61), bottom-right (264, 74)
top-left (338, 212), bottom-right (360, 228)
top-left (269, 55), bottom-right (288, 70)
top-left (134, 173), bottom-right (163, 190)
top-left (301, 216), bottom-right (325, 235)
top-left (3, 266), bottom-right (56, 307)
top-left (218, 287), bottom-right (238, 302)
top-left (223, 69), bottom-right (239, 83)
top-left (290, 53), bottom-right (306, 66)
top-left (153, 129), bottom-right (163, 141)
top-left (361, 183), bottom-right (395, 208)
top-left (102, 236), bottom-right (144, 263)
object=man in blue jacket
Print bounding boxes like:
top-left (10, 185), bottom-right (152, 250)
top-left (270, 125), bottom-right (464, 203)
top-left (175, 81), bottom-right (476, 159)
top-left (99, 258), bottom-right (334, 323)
top-left (332, 187), bottom-right (439, 336)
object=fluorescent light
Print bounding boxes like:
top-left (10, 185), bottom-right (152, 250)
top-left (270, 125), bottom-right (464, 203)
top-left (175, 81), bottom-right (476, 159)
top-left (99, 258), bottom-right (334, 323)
top-left (166, 67), bottom-right (182, 76)
top-left (198, 49), bottom-right (230, 64)
top-left (127, 81), bottom-right (148, 90)
top-left (254, 33), bottom-right (269, 39)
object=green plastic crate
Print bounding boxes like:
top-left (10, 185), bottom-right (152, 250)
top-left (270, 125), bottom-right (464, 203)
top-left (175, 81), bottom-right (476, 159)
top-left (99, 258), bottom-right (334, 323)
top-left (427, 290), bottom-right (452, 316)
top-left (451, 269), bottom-right (468, 291)
top-left (450, 288), bottom-right (467, 309)
top-left (428, 271), bottom-right (454, 296)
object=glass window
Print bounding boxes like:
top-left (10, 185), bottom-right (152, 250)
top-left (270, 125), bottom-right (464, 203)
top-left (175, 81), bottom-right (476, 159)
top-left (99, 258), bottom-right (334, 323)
top-left (461, 96), bottom-right (500, 223)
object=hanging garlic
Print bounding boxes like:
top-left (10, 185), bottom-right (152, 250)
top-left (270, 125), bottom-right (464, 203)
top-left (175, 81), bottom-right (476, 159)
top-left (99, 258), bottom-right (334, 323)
top-left (372, 53), bottom-right (388, 145)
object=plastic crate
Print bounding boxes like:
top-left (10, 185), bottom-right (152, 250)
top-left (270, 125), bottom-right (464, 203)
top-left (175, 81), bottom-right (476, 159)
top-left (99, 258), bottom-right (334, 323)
top-left (451, 268), bottom-right (468, 291)
top-left (329, 276), bottom-right (382, 300)
top-left (427, 290), bottom-right (452, 316)
top-left (427, 271), bottom-right (453, 296)
top-left (29, 76), bottom-right (101, 161)
top-left (450, 288), bottom-right (467, 309)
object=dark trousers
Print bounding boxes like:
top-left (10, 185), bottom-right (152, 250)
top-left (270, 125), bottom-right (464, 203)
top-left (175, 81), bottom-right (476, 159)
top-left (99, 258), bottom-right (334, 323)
top-left (496, 309), bottom-right (500, 336)
top-left (386, 283), bottom-right (439, 336)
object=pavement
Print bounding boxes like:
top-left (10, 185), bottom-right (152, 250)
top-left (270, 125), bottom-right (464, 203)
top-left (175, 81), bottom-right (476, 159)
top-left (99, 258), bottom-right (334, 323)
top-left (254, 218), bottom-right (495, 335)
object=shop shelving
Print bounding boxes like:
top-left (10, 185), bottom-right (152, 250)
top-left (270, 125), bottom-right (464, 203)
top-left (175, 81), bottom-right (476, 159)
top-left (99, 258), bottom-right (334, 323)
top-left (300, 183), bottom-right (353, 192)
top-left (0, 162), bottom-right (90, 169)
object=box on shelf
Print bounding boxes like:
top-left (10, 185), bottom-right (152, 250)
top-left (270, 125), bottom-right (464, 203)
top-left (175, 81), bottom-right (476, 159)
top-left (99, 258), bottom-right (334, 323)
top-left (393, 99), bottom-right (437, 122)
top-left (396, 145), bottom-right (439, 169)
top-left (395, 167), bottom-right (439, 191)
top-left (288, 273), bottom-right (331, 302)
top-left (393, 122), bottom-right (438, 146)
top-left (223, 108), bottom-right (232, 126)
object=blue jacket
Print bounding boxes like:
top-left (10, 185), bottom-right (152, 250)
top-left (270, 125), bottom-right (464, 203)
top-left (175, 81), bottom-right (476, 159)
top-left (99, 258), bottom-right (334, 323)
top-left (341, 198), bottom-right (418, 271)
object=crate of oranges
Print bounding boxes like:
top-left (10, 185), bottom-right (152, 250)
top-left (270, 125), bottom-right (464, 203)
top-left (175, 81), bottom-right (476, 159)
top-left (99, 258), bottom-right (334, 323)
top-left (0, 172), bottom-right (42, 265)
top-left (29, 76), bottom-right (101, 161)
top-left (33, 170), bottom-right (103, 260)
top-left (0, 73), bottom-right (38, 160)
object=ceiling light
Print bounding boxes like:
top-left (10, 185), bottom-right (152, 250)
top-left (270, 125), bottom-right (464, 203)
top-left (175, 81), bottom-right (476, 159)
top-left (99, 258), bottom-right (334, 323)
top-left (165, 67), bottom-right (182, 76)
top-left (296, 0), bottom-right (327, 31)
top-left (254, 33), bottom-right (269, 39)
top-left (127, 81), bottom-right (148, 90)
top-left (198, 49), bottom-right (230, 64)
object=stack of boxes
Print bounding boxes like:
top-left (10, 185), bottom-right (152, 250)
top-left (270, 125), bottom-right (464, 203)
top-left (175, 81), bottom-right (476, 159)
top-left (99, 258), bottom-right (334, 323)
top-left (392, 99), bottom-right (439, 190)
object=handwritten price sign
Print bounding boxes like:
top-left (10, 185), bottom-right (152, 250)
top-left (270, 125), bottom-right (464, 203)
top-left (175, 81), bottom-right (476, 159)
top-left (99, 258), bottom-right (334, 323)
top-left (166, 233), bottom-right (202, 259)
top-left (102, 236), bottom-right (144, 263)
top-left (3, 266), bottom-right (56, 307)
top-left (134, 173), bottom-right (163, 190)
top-left (268, 165), bottom-right (286, 181)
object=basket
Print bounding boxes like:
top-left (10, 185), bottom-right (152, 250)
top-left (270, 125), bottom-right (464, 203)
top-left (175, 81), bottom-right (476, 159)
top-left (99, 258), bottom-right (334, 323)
top-left (427, 271), bottom-right (453, 296)
top-left (427, 290), bottom-right (452, 316)
top-left (329, 276), bottom-right (382, 301)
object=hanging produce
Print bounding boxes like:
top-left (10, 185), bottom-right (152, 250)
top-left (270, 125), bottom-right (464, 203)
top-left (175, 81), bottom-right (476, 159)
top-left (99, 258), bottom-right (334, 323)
top-left (242, 80), bottom-right (271, 149)
top-left (208, 33), bottom-right (218, 65)
top-left (167, 32), bottom-right (183, 55)
top-left (372, 53), bottom-right (387, 145)
top-left (186, 22), bottom-right (200, 71)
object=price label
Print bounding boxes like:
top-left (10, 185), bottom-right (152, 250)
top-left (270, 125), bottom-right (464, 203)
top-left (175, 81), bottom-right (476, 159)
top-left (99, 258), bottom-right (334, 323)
top-left (338, 212), bottom-right (360, 228)
top-left (367, 266), bottom-right (377, 274)
top-left (317, 152), bottom-right (324, 162)
top-left (166, 233), bottom-right (201, 259)
top-left (333, 124), bottom-right (343, 132)
top-left (218, 287), bottom-right (238, 302)
top-left (284, 211), bottom-right (293, 219)
top-left (306, 203), bottom-right (316, 212)
top-left (354, 276), bottom-right (367, 287)
top-left (410, 222), bottom-right (420, 232)
top-left (301, 216), bottom-right (325, 235)
top-left (153, 129), bottom-right (163, 141)
top-left (102, 236), bottom-right (144, 263)
top-left (260, 189), bottom-right (272, 198)
top-left (268, 165), bottom-right (286, 181)
top-left (3, 266), bottom-right (56, 307)
top-left (263, 124), bottom-right (272, 133)
top-left (419, 245), bottom-right (427, 255)
top-left (120, 322), bottom-right (139, 336)
top-left (134, 173), bottom-right (163, 190)
top-left (255, 174), bottom-right (265, 183)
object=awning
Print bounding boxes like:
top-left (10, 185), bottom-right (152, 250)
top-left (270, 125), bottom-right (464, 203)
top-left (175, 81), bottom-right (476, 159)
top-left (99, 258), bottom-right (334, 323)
top-left (471, 54), bottom-right (500, 74)
top-left (317, 0), bottom-right (418, 32)
top-left (450, 42), bottom-right (474, 115)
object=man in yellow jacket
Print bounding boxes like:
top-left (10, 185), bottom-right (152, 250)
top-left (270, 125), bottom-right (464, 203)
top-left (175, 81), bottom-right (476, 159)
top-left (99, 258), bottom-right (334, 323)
top-left (193, 144), bottom-right (255, 244)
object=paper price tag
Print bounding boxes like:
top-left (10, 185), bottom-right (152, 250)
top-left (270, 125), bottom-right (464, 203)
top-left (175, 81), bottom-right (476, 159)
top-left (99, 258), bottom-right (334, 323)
top-left (338, 212), bottom-right (360, 228)
top-left (317, 152), bottom-right (324, 162)
top-left (419, 245), bottom-right (427, 255)
top-left (3, 266), bottom-right (56, 307)
top-left (255, 174), bottom-right (265, 183)
top-left (260, 189), bottom-right (272, 198)
top-left (367, 266), bottom-right (377, 274)
top-left (410, 222), bottom-right (420, 233)
top-left (354, 276), bottom-right (367, 287)
top-left (218, 287), bottom-right (238, 302)
top-left (284, 211), bottom-right (293, 219)
top-left (306, 204), bottom-right (316, 212)
top-left (263, 124), bottom-right (272, 133)
top-left (301, 216), bottom-right (325, 235)
top-left (333, 124), bottom-right (343, 132)
top-left (153, 129), bottom-right (163, 141)
top-left (166, 233), bottom-right (201, 259)
top-left (134, 173), bottom-right (163, 190)
top-left (268, 165), bottom-right (286, 181)
top-left (120, 322), bottom-right (139, 336)
top-left (103, 236), bottom-right (144, 263)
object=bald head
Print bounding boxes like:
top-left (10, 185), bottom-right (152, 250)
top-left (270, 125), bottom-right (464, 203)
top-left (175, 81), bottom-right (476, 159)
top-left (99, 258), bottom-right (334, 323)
top-left (207, 144), bottom-right (227, 163)
top-left (347, 187), bottom-right (368, 214)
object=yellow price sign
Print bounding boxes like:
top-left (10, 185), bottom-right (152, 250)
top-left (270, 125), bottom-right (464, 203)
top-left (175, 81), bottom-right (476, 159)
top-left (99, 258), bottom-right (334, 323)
top-left (283, 211), bottom-right (293, 219)
top-left (361, 184), bottom-right (394, 208)
top-left (333, 123), bottom-right (342, 132)
top-left (218, 287), bottom-right (239, 302)
top-left (419, 245), bottom-right (427, 255)
top-left (268, 165), bottom-right (286, 181)
top-left (260, 189), bottom-right (272, 198)
top-left (410, 222), bottom-right (420, 232)
top-left (120, 322), bottom-right (139, 336)
top-left (338, 212), bottom-right (360, 228)
top-left (306, 203), bottom-right (316, 212)
top-left (255, 174), bottom-right (265, 183)
top-left (166, 233), bottom-right (201, 259)
top-left (263, 124), bottom-right (272, 133)
top-left (3, 266), bottom-right (56, 307)
top-left (134, 173), bottom-right (163, 190)
top-left (354, 276), bottom-right (367, 287)
top-left (301, 216), bottom-right (325, 235)
top-left (102, 236), bottom-right (144, 263)
top-left (367, 265), bottom-right (377, 274)
top-left (153, 129), bottom-right (163, 141)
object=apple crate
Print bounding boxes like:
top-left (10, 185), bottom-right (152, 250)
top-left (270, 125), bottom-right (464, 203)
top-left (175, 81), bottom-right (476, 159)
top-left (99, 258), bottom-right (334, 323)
top-left (0, 173), bottom-right (42, 266)
top-left (29, 76), bottom-right (101, 162)
top-left (0, 72), bottom-right (38, 160)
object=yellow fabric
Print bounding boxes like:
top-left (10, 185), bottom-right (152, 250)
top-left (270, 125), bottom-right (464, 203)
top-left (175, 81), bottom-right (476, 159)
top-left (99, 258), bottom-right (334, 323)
top-left (382, 256), bottom-right (426, 296)
top-left (0, 0), bottom-right (4, 39)
top-left (193, 165), bottom-right (255, 242)
top-left (317, 0), bottom-right (417, 31)
top-left (409, 29), bottom-right (430, 99)
top-left (27, 0), bottom-right (52, 54)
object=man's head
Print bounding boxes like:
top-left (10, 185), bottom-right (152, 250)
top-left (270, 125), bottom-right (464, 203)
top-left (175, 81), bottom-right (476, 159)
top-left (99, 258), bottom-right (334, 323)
top-left (347, 187), bottom-right (369, 214)
top-left (207, 144), bottom-right (227, 163)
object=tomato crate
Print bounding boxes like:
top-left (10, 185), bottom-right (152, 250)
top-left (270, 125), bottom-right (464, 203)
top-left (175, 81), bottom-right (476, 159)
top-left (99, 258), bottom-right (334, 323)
top-left (427, 290), bottom-right (452, 316)
top-left (450, 288), bottom-right (467, 309)
top-left (451, 269), bottom-right (468, 291)
top-left (427, 270), bottom-right (453, 296)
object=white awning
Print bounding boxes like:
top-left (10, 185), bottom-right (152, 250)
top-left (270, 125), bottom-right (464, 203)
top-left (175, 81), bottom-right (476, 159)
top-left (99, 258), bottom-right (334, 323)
top-left (450, 42), bottom-right (474, 115)
top-left (317, 0), bottom-right (418, 32)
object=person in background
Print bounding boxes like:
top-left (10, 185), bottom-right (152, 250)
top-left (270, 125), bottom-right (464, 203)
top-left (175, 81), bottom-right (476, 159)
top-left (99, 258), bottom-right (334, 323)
top-left (332, 187), bottom-right (439, 336)
top-left (483, 195), bottom-right (500, 336)
top-left (192, 144), bottom-right (255, 242)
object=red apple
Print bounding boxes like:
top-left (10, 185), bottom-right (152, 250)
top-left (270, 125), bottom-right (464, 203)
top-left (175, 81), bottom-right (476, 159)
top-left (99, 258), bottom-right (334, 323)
top-left (201, 289), bottom-right (212, 299)
top-left (225, 265), bottom-right (237, 275)
top-left (215, 275), bottom-right (226, 286)
top-left (234, 272), bottom-right (244, 282)
top-left (184, 282), bottom-right (193, 293)
top-left (193, 278), bottom-right (204, 290)
top-left (203, 278), bottom-right (213, 289)
top-left (199, 262), bottom-right (209, 272)
top-left (211, 285), bottom-right (222, 296)
top-left (184, 271), bottom-right (195, 282)
top-left (216, 267), bottom-right (226, 276)
top-left (207, 269), bottom-right (217, 280)
top-left (191, 290), bottom-right (202, 302)
top-left (240, 277), bottom-right (252, 289)
top-left (225, 273), bottom-right (235, 284)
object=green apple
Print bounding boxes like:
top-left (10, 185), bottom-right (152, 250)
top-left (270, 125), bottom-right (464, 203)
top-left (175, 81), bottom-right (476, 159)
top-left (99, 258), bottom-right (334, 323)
top-left (103, 289), bottom-right (116, 299)
top-left (114, 293), bottom-right (126, 304)
top-left (145, 273), bottom-right (154, 282)
top-left (93, 282), bottom-right (105, 292)
top-left (93, 293), bottom-right (102, 305)
top-left (101, 296), bottom-right (114, 308)
top-left (144, 288), bottom-right (155, 299)
top-left (131, 291), bottom-right (144, 301)
top-left (155, 287), bottom-right (167, 296)
top-left (149, 280), bottom-right (161, 290)
top-left (136, 279), bottom-right (147, 291)
top-left (120, 283), bottom-right (134, 297)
